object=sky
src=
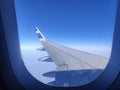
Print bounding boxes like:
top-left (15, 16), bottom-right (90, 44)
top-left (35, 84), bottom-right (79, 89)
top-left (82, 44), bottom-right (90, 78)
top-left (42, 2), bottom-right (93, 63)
top-left (15, 0), bottom-right (117, 49)
top-left (14, 0), bottom-right (118, 85)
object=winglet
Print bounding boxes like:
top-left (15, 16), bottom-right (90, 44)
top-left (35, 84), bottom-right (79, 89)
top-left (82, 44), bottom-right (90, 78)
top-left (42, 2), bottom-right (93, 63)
top-left (35, 27), bottom-right (46, 40)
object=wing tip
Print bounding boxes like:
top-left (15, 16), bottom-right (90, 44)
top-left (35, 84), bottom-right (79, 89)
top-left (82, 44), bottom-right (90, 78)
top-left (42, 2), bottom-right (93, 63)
top-left (35, 26), bottom-right (46, 40)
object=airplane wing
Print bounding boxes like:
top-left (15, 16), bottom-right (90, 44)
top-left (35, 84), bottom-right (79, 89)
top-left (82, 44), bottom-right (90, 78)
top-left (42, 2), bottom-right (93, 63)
top-left (35, 27), bottom-right (109, 72)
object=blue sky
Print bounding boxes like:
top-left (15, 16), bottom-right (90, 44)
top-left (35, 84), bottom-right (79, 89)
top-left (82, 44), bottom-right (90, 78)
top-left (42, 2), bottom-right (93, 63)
top-left (15, 0), bottom-right (117, 48)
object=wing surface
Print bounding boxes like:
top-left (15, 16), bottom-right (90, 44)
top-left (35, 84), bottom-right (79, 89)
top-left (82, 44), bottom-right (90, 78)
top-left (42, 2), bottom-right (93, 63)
top-left (36, 27), bottom-right (109, 71)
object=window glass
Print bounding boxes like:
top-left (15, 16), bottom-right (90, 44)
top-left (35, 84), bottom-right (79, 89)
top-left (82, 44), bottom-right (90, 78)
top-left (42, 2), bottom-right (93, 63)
top-left (14, 0), bottom-right (118, 87)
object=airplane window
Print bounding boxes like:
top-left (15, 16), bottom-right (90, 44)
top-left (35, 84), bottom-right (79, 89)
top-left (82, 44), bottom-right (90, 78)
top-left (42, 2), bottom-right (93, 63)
top-left (14, 0), bottom-right (118, 87)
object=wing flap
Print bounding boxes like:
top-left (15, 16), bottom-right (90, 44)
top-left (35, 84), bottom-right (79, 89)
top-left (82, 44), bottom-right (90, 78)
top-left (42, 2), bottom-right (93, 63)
top-left (36, 47), bottom-right (46, 51)
top-left (38, 56), bottom-right (53, 62)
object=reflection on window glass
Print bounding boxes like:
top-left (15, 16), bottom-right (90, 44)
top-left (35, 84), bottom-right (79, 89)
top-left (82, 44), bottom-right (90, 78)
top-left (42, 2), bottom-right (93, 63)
top-left (15, 0), bottom-right (117, 87)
